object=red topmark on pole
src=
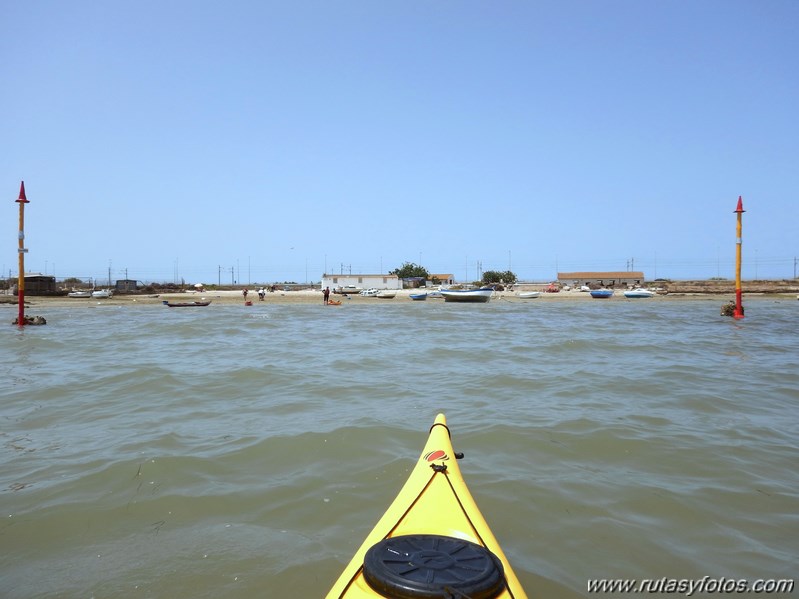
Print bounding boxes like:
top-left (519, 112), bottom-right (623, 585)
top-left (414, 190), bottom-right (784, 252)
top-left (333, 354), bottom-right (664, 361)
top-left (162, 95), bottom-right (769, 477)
top-left (734, 195), bottom-right (745, 213)
top-left (16, 180), bottom-right (28, 203)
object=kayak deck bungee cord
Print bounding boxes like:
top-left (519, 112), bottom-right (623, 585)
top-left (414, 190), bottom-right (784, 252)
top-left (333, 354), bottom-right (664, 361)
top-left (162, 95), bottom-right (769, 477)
top-left (327, 413), bottom-right (527, 599)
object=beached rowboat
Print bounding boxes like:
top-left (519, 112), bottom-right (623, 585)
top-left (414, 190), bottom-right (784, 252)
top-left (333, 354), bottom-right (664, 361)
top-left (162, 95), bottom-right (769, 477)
top-left (623, 289), bottom-right (655, 299)
top-left (335, 286), bottom-right (363, 295)
top-left (440, 287), bottom-right (494, 303)
top-left (589, 289), bottom-right (613, 299)
top-left (162, 300), bottom-right (212, 307)
top-left (326, 413), bottom-right (527, 598)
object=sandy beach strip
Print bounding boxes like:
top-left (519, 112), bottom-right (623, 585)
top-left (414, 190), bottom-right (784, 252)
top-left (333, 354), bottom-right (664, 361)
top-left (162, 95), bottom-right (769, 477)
top-left (4, 286), bottom-right (796, 310)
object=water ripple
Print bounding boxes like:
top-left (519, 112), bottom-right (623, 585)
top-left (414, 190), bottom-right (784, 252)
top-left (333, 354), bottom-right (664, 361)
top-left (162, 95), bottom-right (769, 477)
top-left (1, 298), bottom-right (797, 596)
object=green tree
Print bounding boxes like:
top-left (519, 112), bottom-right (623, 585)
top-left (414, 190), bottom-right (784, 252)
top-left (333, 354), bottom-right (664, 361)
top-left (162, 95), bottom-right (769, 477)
top-left (389, 262), bottom-right (430, 279)
top-left (482, 270), bottom-right (517, 285)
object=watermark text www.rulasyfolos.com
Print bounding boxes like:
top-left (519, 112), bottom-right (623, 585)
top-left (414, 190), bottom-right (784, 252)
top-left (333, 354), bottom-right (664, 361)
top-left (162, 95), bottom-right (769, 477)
top-left (587, 576), bottom-right (795, 595)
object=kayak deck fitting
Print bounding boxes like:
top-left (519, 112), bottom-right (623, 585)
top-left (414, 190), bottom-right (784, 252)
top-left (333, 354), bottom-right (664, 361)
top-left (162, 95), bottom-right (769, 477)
top-left (327, 413), bottom-right (527, 598)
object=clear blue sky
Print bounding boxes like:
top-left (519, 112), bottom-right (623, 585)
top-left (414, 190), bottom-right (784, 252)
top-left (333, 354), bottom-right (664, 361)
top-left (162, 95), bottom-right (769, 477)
top-left (3, 1), bottom-right (797, 284)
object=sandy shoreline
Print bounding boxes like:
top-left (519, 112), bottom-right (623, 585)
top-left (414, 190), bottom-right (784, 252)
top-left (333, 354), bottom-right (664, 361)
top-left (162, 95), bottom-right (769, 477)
top-left (4, 286), bottom-right (797, 310)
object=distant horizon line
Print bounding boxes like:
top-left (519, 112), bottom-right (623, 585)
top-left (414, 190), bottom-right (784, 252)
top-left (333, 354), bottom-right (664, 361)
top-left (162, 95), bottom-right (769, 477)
top-left (9, 272), bottom-right (798, 286)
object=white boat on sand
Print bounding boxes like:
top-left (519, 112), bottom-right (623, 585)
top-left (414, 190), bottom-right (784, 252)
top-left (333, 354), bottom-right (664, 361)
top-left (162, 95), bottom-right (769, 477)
top-left (623, 289), bottom-right (655, 299)
top-left (440, 287), bottom-right (494, 303)
top-left (517, 291), bottom-right (541, 299)
top-left (359, 288), bottom-right (398, 298)
top-left (335, 286), bottom-right (362, 295)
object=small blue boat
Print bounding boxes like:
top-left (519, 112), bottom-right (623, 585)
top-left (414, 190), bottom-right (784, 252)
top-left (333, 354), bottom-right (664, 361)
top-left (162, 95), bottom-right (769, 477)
top-left (409, 293), bottom-right (427, 301)
top-left (589, 289), bottom-right (614, 299)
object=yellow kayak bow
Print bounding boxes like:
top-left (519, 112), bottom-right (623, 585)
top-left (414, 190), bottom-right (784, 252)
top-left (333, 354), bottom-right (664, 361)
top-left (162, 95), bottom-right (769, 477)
top-left (327, 413), bottom-right (527, 599)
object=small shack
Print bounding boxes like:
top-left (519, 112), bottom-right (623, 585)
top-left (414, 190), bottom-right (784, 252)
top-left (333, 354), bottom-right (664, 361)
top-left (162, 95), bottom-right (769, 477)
top-left (20, 273), bottom-right (57, 296)
top-left (115, 279), bottom-right (140, 293)
top-left (428, 273), bottom-right (455, 286)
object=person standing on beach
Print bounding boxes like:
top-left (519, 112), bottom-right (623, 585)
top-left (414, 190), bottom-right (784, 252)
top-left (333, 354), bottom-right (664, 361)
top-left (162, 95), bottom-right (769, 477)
top-left (323, 286), bottom-right (330, 305)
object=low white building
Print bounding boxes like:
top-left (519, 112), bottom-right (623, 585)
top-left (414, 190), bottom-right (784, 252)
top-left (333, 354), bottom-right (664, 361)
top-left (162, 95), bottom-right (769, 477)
top-left (321, 273), bottom-right (402, 291)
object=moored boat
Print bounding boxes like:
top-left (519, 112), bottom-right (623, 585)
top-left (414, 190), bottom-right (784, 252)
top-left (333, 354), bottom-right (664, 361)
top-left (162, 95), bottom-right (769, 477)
top-left (335, 286), bottom-right (363, 295)
top-left (163, 300), bottom-right (212, 307)
top-left (91, 289), bottom-right (113, 298)
top-left (375, 290), bottom-right (397, 299)
top-left (67, 290), bottom-right (92, 298)
top-left (409, 292), bottom-right (427, 301)
top-left (623, 289), bottom-right (655, 299)
top-left (326, 414), bottom-right (527, 599)
top-left (517, 291), bottom-right (541, 299)
top-left (440, 287), bottom-right (494, 303)
top-left (589, 289), bottom-right (614, 299)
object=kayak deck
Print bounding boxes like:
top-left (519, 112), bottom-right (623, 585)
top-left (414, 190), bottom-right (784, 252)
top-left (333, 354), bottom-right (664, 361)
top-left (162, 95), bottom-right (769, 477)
top-left (327, 413), bottom-right (527, 598)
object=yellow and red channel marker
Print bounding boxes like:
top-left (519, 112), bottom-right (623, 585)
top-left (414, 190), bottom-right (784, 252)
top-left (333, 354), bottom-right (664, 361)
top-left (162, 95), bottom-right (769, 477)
top-left (16, 181), bottom-right (29, 327)
top-left (733, 195), bottom-right (745, 320)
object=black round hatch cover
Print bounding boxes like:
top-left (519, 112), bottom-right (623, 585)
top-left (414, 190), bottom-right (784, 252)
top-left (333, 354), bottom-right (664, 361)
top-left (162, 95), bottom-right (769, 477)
top-left (363, 534), bottom-right (505, 599)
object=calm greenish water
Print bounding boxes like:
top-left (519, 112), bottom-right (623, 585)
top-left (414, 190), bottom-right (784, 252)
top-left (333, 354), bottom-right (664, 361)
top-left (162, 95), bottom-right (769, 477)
top-left (1, 298), bottom-right (797, 597)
